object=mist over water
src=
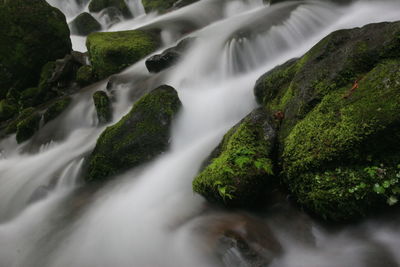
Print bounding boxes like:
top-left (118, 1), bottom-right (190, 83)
top-left (1, 0), bottom-right (400, 266)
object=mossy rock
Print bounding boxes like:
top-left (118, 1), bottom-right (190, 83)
top-left (254, 21), bottom-right (400, 142)
top-left (19, 87), bottom-right (41, 109)
top-left (5, 107), bottom-right (36, 135)
top-left (86, 30), bottom-right (161, 79)
top-left (76, 65), bottom-right (95, 86)
top-left (193, 108), bottom-right (278, 207)
top-left (16, 112), bottom-right (41, 144)
top-left (85, 85), bottom-right (182, 182)
top-left (0, 0), bottom-right (71, 98)
top-left (43, 97), bottom-right (72, 124)
top-left (88, 0), bottom-right (131, 18)
top-left (69, 12), bottom-right (101, 36)
top-left (282, 60), bottom-right (400, 221)
top-left (141, 0), bottom-right (176, 13)
top-left (0, 99), bottom-right (18, 122)
top-left (93, 91), bottom-right (112, 124)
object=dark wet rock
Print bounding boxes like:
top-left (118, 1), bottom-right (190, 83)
top-left (76, 65), bottom-right (95, 86)
top-left (142, 0), bottom-right (199, 13)
top-left (85, 85), bottom-right (182, 182)
top-left (69, 12), bottom-right (102, 36)
top-left (193, 108), bottom-right (278, 207)
top-left (198, 213), bottom-right (282, 267)
top-left (255, 21), bottom-right (400, 222)
top-left (86, 30), bottom-right (161, 79)
top-left (93, 91), bottom-right (112, 124)
top-left (146, 38), bottom-right (194, 73)
top-left (71, 51), bottom-right (89, 66)
top-left (0, 0), bottom-right (71, 99)
top-left (88, 0), bottom-right (132, 18)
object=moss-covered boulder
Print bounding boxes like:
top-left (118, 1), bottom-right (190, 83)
top-left (43, 97), bottom-right (72, 124)
top-left (16, 112), bottom-right (41, 144)
top-left (193, 108), bottom-right (278, 207)
top-left (69, 12), bottom-right (101, 36)
top-left (85, 85), bottom-right (182, 182)
top-left (88, 0), bottom-right (131, 18)
top-left (76, 65), bottom-right (95, 86)
top-left (86, 30), bottom-right (161, 79)
top-left (4, 107), bottom-right (36, 135)
top-left (254, 21), bottom-right (400, 221)
top-left (93, 91), bottom-right (112, 124)
top-left (0, 0), bottom-right (71, 98)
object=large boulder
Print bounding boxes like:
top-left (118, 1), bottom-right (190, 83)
top-left (69, 12), bottom-right (102, 36)
top-left (88, 0), bottom-right (132, 18)
top-left (255, 21), bottom-right (400, 221)
top-left (0, 0), bottom-right (72, 99)
top-left (85, 85), bottom-right (182, 182)
top-left (86, 30), bottom-right (161, 79)
top-left (193, 108), bottom-right (278, 207)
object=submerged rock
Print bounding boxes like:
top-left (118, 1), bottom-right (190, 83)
top-left (193, 108), bottom-right (278, 207)
top-left (69, 12), bottom-right (102, 36)
top-left (85, 85), bottom-right (182, 182)
top-left (93, 91), bottom-right (112, 124)
top-left (86, 30), bottom-right (161, 79)
top-left (88, 0), bottom-right (132, 18)
top-left (255, 21), bottom-right (400, 221)
top-left (146, 38), bottom-right (194, 73)
top-left (0, 0), bottom-right (71, 99)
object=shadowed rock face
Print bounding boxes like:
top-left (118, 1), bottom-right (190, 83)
top-left (0, 0), bottom-right (72, 99)
top-left (85, 85), bottom-right (182, 182)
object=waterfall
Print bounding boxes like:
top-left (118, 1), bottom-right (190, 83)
top-left (1, 0), bottom-right (400, 266)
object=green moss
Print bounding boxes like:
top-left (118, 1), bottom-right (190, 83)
top-left (69, 12), bottom-right (101, 36)
top-left (76, 65), bottom-right (95, 86)
top-left (0, 99), bottom-right (18, 122)
top-left (5, 107), bottom-right (35, 135)
top-left (0, 0), bottom-right (71, 98)
top-left (16, 112), bottom-right (41, 143)
top-left (193, 108), bottom-right (276, 206)
top-left (19, 87), bottom-right (40, 109)
top-left (282, 60), bottom-right (400, 221)
top-left (86, 85), bottom-right (181, 182)
top-left (86, 30), bottom-right (160, 79)
top-left (43, 97), bottom-right (72, 124)
top-left (88, 0), bottom-right (131, 18)
top-left (142, 0), bottom-right (176, 13)
top-left (93, 91), bottom-right (112, 124)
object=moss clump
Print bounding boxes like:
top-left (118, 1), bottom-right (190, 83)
top-left (69, 12), bottom-right (101, 36)
top-left (88, 0), bottom-right (132, 18)
top-left (86, 30), bottom-right (160, 79)
top-left (0, 0), bottom-right (71, 98)
top-left (282, 60), bottom-right (400, 221)
top-left (93, 91), bottom-right (112, 124)
top-left (76, 65), bottom-right (95, 86)
top-left (0, 99), bottom-right (18, 122)
top-left (5, 107), bottom-right (36, 135)
top-left (18, 87), bottom-right (41, 109)
top-left (86, 85), bottom-right (182, 182)
top-left (141, 0), bottom-right (176, 13)
top-left (43, 97), bottom-right (72, 124)
top-left (16, 112), bottom-right (41, 144)
top-left (193, 108), bottom-right (277, 207)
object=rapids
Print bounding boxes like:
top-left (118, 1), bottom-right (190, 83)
top-left (1, 0), bottom-right (400, 266)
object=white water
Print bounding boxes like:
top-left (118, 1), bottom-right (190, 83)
top-left (1, 0), bottom-right (400, 266)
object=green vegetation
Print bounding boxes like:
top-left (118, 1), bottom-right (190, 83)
top-left (86, 85), bottom-right (181, 182)
top-left (16, 112), bottom-right (41, 144)
top-left (76, 65), bottom-right (95, 86)
top-left (193, 109), bottom-right (277, 207)
top-left (86, 30), bottom-right (160, 78)
top-left (93, 91), bottom-right (112, 124)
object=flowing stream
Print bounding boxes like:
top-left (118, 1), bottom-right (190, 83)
top-left (1, 0), bottom-right (400, 266)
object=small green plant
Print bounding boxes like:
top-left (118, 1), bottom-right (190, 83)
top-left (365, 164), bottom-right (400, 206)
top-left (213, 181), bottom-right (235, 202)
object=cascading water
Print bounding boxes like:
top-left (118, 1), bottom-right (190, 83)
top-left (1, 0), bottom-right (400, 266)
